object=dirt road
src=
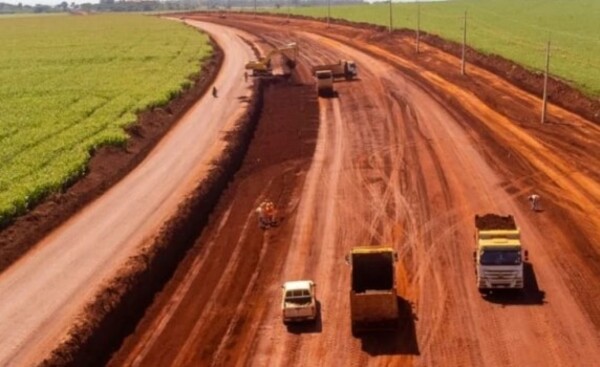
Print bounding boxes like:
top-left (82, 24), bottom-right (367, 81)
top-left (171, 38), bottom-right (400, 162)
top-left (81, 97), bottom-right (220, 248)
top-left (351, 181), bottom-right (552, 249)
top-left (110, 16), bottom-right (600, 367)
top-left (0, 21), bottom-right (255, 366)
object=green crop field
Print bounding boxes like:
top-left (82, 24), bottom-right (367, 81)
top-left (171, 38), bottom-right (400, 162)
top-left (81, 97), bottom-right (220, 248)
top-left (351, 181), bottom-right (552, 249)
top-left (269, 0), bottom-right (600, 97)
top-left (0, 14), bottom-right (211, 224)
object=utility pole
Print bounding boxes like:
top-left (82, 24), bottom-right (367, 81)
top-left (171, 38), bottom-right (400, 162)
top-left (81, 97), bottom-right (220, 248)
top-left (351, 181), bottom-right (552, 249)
top-left (327, 0), bottom-right (331, 27)
top-left (388, 0), bottom-right (393, 33)
top-left (541, 39), bottom-right (551, 124)
top-left (416, 2), bottom-right (420, 54)
top-left (461, 10), bottom-right (467, 75)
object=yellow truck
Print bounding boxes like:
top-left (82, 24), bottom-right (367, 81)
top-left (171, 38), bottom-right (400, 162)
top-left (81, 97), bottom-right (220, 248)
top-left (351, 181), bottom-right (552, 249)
top-left (347, 247), bottom-right (399, 334)
top-left (474, 214), bottom-right (528, 293)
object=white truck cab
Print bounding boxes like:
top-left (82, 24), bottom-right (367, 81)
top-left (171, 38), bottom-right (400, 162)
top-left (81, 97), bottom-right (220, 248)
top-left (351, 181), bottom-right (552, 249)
top-left (281, 280), bottom-right (317, 323)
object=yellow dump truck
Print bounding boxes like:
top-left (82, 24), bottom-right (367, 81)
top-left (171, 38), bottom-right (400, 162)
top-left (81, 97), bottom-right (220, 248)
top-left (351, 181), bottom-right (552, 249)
top-left (347, 247), bottom-right (399, 334)
top-left (474, 214), bottom-right (528, 293)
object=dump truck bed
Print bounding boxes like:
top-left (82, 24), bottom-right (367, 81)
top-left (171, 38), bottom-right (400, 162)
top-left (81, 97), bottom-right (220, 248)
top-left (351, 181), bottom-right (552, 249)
top-left (349, 247), bottom-right (398, 332)
top-left (350, 291), bottom-right (398, 324)
top-left (312, 63), bottom-right (343, 73)
top-left (475, 214), bottom-right (517, 230)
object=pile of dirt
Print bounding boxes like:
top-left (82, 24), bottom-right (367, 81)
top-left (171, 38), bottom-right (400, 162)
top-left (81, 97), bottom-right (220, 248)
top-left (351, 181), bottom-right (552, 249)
top-left (0, 37), bottom-right (223, 275)
top-left (475, 214), bottom-right (517, 231)
top-left (418, 32), bottom-right (600, 124)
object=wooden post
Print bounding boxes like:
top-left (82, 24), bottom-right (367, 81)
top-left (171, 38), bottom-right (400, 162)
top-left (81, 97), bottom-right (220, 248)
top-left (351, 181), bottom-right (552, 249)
top-left (461, 10), bottom-right (467, 75)
top-left (416, 2), bottom-right (421, 54)
top-left (389, 0), bottom-right (393, 33)
top-left (541, 40), bottom-right (551, 124)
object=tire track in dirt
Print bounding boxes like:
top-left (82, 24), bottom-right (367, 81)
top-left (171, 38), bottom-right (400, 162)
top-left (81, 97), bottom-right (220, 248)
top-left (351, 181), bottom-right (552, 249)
top-left (109, 65), bottom-right (320, 365)
top-left (112, 16), bottom-right (600, 367)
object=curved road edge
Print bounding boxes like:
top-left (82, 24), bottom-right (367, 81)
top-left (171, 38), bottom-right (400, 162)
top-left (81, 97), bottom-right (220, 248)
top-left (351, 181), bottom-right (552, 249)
top-left (0, 21), bottom-right (258, 367)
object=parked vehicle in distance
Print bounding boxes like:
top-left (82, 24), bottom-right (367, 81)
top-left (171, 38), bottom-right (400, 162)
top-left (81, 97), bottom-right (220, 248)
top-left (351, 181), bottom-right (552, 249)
top-left (281, 280), bottom-right (318, 323)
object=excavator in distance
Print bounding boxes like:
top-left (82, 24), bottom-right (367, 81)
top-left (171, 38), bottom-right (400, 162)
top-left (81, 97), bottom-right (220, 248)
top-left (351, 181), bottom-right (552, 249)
top-left (245, 43), bottom-right (298, 76)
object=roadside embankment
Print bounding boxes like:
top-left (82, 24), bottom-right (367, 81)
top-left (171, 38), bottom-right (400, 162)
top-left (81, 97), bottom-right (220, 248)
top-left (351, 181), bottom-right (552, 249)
top-left (40, 77), bottom-right (267, 366)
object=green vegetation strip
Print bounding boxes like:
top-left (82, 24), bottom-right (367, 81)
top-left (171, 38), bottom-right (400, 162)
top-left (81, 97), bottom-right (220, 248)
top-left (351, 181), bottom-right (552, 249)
top-left (268, 0), bottom-right (600, 97)
top-left (0, 14), bottom-right (211, 224)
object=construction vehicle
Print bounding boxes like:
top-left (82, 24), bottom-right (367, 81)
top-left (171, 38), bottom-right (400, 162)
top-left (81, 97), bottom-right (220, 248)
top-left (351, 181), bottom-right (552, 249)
top-left (255, 200), bottom-right (278, 229)
top-left (282, 280), bottom-right (318, 323)
top-left (244, 43), bottom-right (298, 76)
top-left (346, 247), bottom-right (399, 334)
top-left (474, 214), bottom-right (528, 293)
top-left (315, 70), bottom-right (334, 97)
top-left (312, 60), bottom-right (357, 80)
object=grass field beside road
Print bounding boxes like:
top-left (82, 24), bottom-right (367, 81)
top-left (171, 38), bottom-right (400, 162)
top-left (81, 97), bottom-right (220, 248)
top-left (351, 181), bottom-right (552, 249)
top-left (269, 0), bottom-right (600, 97)
top-left (0, 14), bottom-right (211, 224)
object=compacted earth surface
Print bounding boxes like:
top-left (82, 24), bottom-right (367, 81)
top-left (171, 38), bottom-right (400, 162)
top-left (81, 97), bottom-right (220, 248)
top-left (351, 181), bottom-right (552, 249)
top-left (0, 14), bottom-right (599, 367)
top-left (108, 14), bottom-right (600, 367)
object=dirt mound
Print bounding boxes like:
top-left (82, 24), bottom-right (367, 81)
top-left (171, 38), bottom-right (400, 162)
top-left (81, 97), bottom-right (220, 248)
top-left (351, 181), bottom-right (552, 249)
top-left (0, 37), bottom-right (223, 275)
top-left (419, 32), bottom-right (600, 124)
top-left (475, 214), bottom-right (517, 230)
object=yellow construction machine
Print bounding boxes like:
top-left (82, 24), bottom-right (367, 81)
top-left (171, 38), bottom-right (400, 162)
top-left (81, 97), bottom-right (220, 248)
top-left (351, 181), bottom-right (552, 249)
top-left (245, 42), bottom-right (298, 76)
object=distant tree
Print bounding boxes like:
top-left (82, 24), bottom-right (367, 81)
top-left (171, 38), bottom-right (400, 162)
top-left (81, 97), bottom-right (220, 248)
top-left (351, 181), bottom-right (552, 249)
top-left (33, 4), bottom-right (51, 12)
top-left (59, 1), bottom-right (68, 11)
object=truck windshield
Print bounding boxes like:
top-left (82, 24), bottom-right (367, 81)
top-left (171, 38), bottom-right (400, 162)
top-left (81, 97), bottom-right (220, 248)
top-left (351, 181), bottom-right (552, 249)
top-left (285, 290), bottom-right (312, 305)
top-left (480, 250), bottom-right (521, 265)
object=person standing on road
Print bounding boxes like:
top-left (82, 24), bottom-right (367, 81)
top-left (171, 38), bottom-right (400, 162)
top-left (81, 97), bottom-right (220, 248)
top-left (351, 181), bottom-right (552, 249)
top-left (528, 194), bottom-right (541, 211)
top-left (212, 86), bottom-right (218, 98)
